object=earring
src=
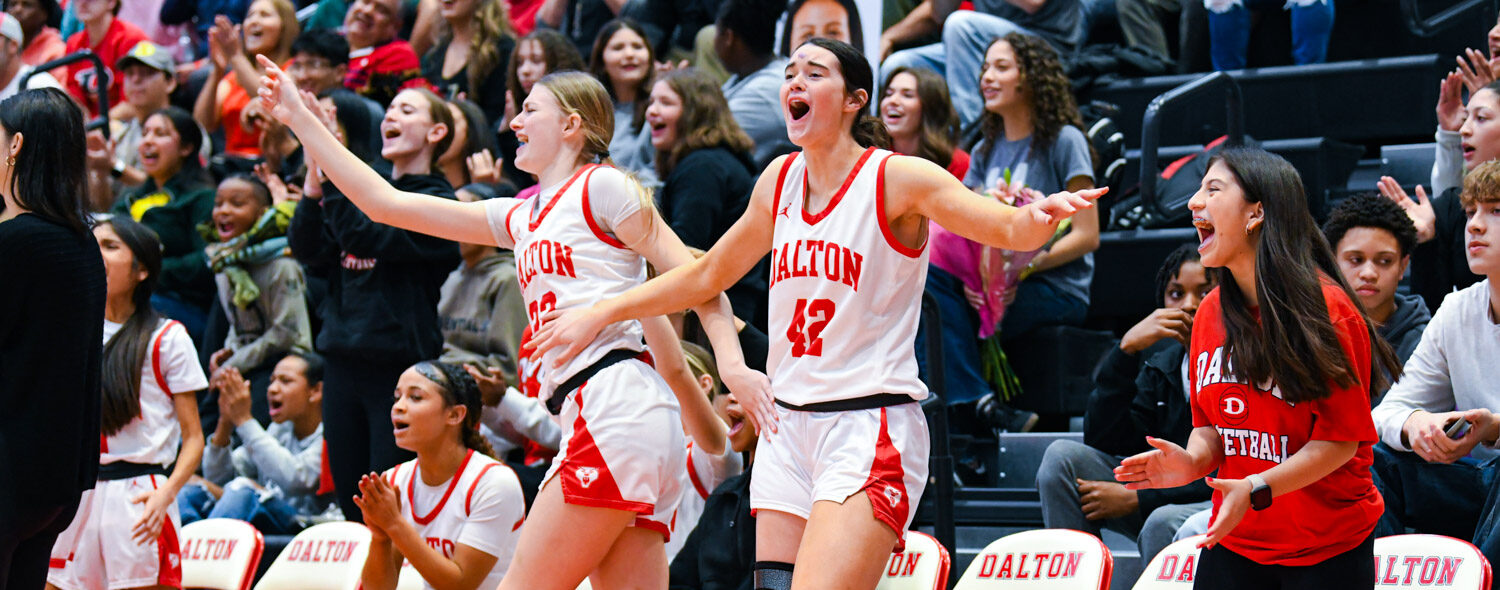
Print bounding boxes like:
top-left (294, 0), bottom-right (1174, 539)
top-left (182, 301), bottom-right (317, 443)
top-left (5, 156), bottom-right (13, 167)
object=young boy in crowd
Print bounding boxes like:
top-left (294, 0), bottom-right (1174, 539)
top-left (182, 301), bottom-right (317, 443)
top-left (1322, 193), bottom-right (1431, 401)
top-left (204, 174), bottom-right (311, 425)
top-left (180, 352), bottom-right (332, 533)
top-left (1037, 244), bottom-right (1216, 563)
top-left (1369, 160), bottom-right (1500, 572)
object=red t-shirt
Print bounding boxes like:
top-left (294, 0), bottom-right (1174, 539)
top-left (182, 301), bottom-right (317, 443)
top-left (1189, 282), bottom-right (1382, 566)
top-left (344, 38), bottom-right (432, 107)
top-left (64, 17), bottom-right (149, 118)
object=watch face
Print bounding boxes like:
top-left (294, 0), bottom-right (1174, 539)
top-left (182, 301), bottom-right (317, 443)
top-left (1250, 484), bottom-right (1272, 510)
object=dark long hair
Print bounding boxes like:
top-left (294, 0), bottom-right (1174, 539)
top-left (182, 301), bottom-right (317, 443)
top-left (99, 217), bottom-right (165, 436)
top-left (321, 88), bottom-right (381, 164)
top-left (880, 66), bottom-right (959, 169)
top-left (0, 88), bottom-right (88, 232)
top-left (977, 33), bottom-right (1082, 156)
top-left (1209, 148), bottom-right (1400, 402)
top-left (411, 361), bottom-right (496, 458)
top-left (506, 29), bottom-right (585, 124)
top-left (653, 68), bottom-right (754, 177)
top-left (148, 106), bottom-right (211, 188)
top-left (589, 19), bottom-right (655, 129)
top-left (797, 37), bottom-right (890, 150)
top-left (446, 97), bottom-right (498, 185)
top-left (779, 0), bottom-right (864, 56)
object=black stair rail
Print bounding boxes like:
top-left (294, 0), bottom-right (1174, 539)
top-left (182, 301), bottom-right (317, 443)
top-left (1400, 0), bottom-right (1500, 37)
top-left (24, 50), bottom-right (110, 132)
top-left (919, 291), bottom-right (956, 587)
top-left (1139, 71), bottom-right (1244, 220)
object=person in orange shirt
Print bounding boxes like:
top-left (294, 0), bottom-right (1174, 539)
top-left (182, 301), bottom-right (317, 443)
top-left (62, 0), bottom-right (147, 118)
top-left (4, 0), bottom-right (65, 68)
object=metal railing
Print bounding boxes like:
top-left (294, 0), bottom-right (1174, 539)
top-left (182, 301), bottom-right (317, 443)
top-left (1400, 0), bottom-right (1500, 37)
top-left (25, 50), bottom-right (110, 132)
top-left (1138, 71), bottom-right (1244, 219)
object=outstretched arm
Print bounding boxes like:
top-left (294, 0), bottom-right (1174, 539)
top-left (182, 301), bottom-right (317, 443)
top-left (884, 155), bottom-right (1105, 252)
top-left (255, 55), bottom-right (496, 248)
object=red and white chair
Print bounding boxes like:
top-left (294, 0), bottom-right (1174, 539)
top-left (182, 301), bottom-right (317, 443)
top-left (954, 529), bottom-right (1113, 590)
top-left (178, 518), bottom-right (264, 590)
top-left (877, 530), bottom-right (952, 590)
top-left (1374, 534), bottom-right (1492, 589)
top-left (253, 522), bottom-right (371, 590)
top-left (1132, 535), bottom-right (1205, 589)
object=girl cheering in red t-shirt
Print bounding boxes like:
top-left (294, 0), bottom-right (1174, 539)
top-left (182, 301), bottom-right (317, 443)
top-left (1114, 147), bottom-right (1401, 589)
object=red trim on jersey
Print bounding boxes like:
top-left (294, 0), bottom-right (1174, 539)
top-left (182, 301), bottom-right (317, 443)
top-left (317, 440), bottom-right (335, 495)
top-left (801, 146), bottom-right (875, 225)
top-left (580, 166), bottom-right (629, 249)
top-left (686, 445), bottom-right (710, 500)
top-left (406, 449), bottom-right (476, 525)
top-left (503, 199), bottom-right (525, 246)
top-left (874, 154), bottom-right (924, 259)
top-left (858, 408), bottom-right (911, 552)
top-left (529, 164), bottom-right (595, 231)
top-left (101, 433), bottom-right (108, 453)
top-left (49, 558), bottom-right (66, 569)
top-left (463, 462), bottom-right (501, 516)
top-left (150, 320), bottom-right (182, 399)
top-left (772, 153), bottom-right (799, 221)
top-left (151, 474), bottom-right (185, 588)
top-left (511, 515), bottom-right (525, 531)
top-left (634, 516), bottom-right (670, 540)
top-left (558, 385), bottom-right (655, 514)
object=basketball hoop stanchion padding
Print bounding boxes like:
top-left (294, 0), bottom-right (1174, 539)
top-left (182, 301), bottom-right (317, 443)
top-left (920, 291), bottom-right (956, 584)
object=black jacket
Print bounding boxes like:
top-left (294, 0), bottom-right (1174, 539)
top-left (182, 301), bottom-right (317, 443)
top-left (1412, 188), bottom-right (1482, 316)
top-left (288, 173), bottom-right (460, 363)
top-left (660, 147), bottom-right (768, 330)
top-left (1372, 292), bottom-right (1431, 404)
top-left (670, 470), bottom-right (755, 590)
top-left (1083, 340), bottom-right (1210, 514)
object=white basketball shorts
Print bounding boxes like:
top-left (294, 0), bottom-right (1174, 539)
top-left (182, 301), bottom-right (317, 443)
top-left (48, 474), bottom-right (183, 590)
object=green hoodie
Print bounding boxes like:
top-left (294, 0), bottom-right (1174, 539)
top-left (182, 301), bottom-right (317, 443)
top-left (113, 171), bottom-right (217, 310)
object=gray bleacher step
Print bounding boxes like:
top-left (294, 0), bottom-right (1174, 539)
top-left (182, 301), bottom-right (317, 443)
top-left (1088, 55), bottom-right (1442, 149)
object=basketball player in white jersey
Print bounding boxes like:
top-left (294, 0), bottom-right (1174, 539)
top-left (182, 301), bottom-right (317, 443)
top-left (528, 38), bottom-right (1105, 590)
top-left (253, 56), bottom-right (769, 590)
top-left (355, 361), bottom-right (524, 590)
top-left (50, 218), bottom-right (207, 590)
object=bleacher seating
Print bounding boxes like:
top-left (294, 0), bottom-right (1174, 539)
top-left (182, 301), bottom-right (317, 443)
top-left (252, 522), bottom-right (371, 590)
top-left (1374, 534), bottom-right (1493, 589)
top-left (179, 518), bottom-right (265, 590)
top-left (1006, 327), bottom-right (1116, 416)
top-left (954, 529), bottom-right (1113, 589)
top-left (878, 530), bottom-right (952, 590)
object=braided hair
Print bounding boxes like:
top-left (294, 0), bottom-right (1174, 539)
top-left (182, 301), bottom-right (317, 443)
top-left (411, 361), bottom-right (497, 458)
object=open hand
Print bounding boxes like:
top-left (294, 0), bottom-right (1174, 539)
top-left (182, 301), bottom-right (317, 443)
top-left (1457, 47), bottom-right (1497, 92)
top-left (1200, 476), bottom-right (1250, 548)
top-left (130, 488), bottom-right (174, 544)
top-left (1376, 177), bottom-right (1436, 243)
top-left (208, 16), bottom-right (242, 71)
top-left (1438, 70), bottom-right (1467, 132)
top-left (352, 472), bottom-right (402, 539)
top-left (254, 162), bottom-right (294, 204)
top-left (255, 55), bottom-right (311, 126)
top-left (1114, 436), bottom-right (1198, 490)
top-left (717, 361), bottom-right (777, 435)
top-left (465, 364), bottom-right (508, 407)
top-left (528, 307), bottom-right (609, 367)
top-left (466, 148), bottom-right (502, 185)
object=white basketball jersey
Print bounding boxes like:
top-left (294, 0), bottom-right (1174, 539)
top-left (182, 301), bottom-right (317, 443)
top-left (498, 165), bottom-right (648, 399)
top-left (101, 319), bottom-right (207, 466)
top-left (385, 450), bottom-right (525, 589)
top-left (767, 148), bottom-right (930, 406)
top-left (666, 441), bottom-right (743, 560)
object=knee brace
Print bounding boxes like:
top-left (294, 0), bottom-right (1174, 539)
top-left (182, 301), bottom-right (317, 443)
top-left (753, 561), bottom-right (794, 590)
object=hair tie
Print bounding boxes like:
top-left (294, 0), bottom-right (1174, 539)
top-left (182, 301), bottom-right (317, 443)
top-left (596, 149), bottom-right (611, 163)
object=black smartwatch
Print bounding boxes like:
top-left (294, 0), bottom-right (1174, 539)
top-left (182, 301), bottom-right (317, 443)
top-left (1247, 473), bottom-right (1272, 511)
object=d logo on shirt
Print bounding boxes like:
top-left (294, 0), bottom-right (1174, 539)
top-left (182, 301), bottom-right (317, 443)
top-left (1219, 386), bottom-right (1249, 426)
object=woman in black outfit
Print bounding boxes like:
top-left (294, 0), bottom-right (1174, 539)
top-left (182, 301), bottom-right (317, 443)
top-left (0, 88), bottom-right (105, 590)
top-left (421, 0), bottom-right (516, 125)
top-left (645, 68), bottom-right (767, 329)
top-left (287, 87), bottom-right (461, 521)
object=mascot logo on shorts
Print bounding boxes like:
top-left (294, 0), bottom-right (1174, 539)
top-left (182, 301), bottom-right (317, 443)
top-left (577, 467), bottom-right (599, 488)
top-left (883, 485), bottom-right (902, 507)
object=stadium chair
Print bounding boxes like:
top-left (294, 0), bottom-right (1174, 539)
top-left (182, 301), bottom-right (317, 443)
top-left (1374, 534), bottom-right (1492, 589)
top-left (179, 518), bottom-right (264, 590)
top-left (954, 529), bottom-right (1112, 589)
top-left (396, 563), bottom-right (424, 590)
top-left (253, 522), bottom-right (371, 590)
top-left (1132, 534), bottom-right (1205, 589)
top-left (877, 530), bottom-right (952, 590)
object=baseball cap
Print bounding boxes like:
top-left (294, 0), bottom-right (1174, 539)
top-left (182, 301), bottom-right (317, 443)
top-left (0, 13), bottom-right (21, 47)
top-left (116, 41), bottom-right (175, 75)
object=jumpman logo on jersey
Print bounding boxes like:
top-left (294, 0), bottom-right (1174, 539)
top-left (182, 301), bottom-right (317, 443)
top-left (778, 203), bottom-right (792, 218)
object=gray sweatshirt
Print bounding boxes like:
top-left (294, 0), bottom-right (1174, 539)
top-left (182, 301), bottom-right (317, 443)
top-left (437, 252), bottom-right (529, 376)
top-left (1372, 279), bottom-right (1500, 460)
top-left (204, 420), bottom-right (326, 516)
top-left (217, 257), bottom-right (313, 372)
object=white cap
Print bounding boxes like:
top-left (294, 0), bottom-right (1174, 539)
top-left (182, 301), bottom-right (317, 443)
top-left (0, 14), bottom-right (20, 48)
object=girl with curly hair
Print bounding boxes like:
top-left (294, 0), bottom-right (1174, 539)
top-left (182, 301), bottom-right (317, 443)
top-left (971, 32), bottom-right (1100, 342)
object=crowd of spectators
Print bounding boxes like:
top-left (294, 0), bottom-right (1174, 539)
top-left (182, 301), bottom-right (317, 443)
top-left (6, 0), bottom-right (1500, 584)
